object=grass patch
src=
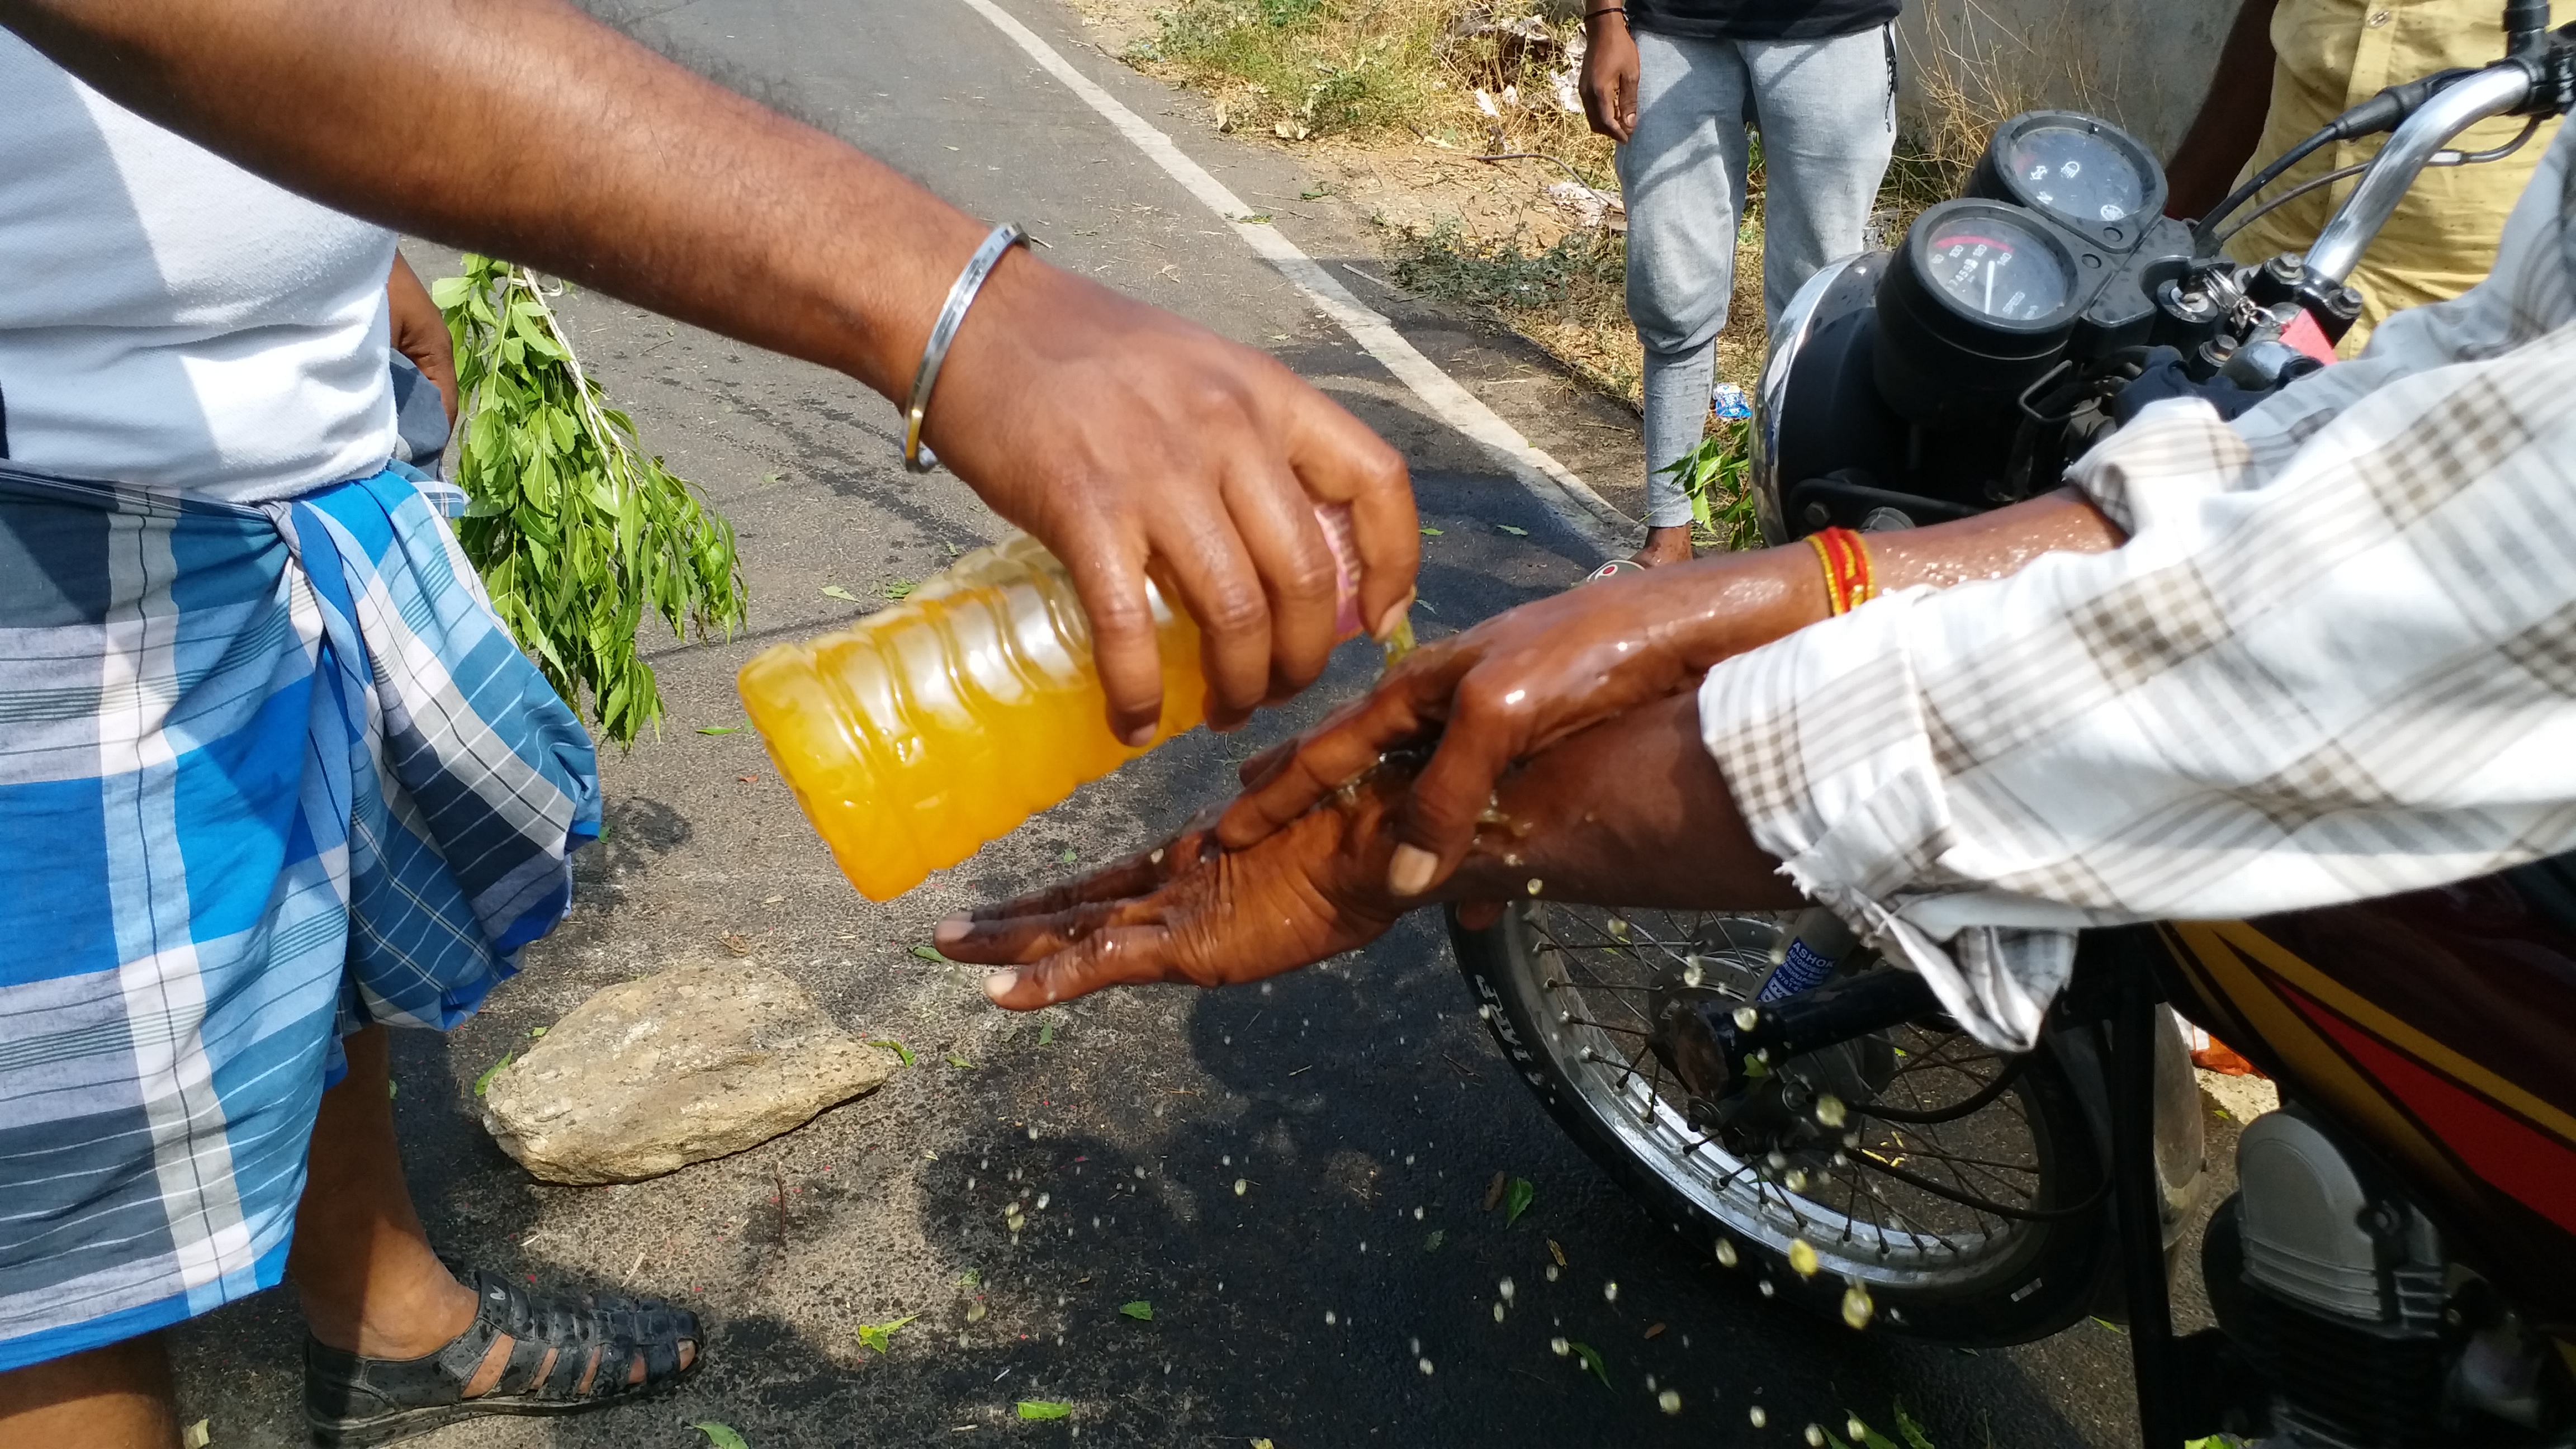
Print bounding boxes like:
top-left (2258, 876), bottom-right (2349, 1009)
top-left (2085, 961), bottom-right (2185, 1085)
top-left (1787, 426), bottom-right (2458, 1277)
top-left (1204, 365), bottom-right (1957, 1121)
top-left (1385, 218), bottom-right (1642, 399)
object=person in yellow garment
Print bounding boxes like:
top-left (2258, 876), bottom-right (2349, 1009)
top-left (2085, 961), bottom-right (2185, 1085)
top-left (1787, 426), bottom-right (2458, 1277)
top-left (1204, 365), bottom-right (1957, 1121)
top-left (2165, 0), bottom-right (2568, 352)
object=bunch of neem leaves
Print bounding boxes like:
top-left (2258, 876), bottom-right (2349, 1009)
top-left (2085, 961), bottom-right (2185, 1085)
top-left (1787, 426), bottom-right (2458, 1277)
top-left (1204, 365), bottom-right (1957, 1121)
top-left (433, 254), bottom-right (746, 745)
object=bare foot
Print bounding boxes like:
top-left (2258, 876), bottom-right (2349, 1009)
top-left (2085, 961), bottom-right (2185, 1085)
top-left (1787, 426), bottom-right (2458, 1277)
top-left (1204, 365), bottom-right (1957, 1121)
top-left (1628, 524), bottom-right (1696, 568)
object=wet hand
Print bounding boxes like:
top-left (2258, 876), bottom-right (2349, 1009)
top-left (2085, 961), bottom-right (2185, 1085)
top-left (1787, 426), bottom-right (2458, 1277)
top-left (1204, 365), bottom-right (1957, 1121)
top-left (925, 251), bottom-right (1417, 745)
top-left (1218, 552), bottom-right (1803, 896)
top-left (937, 771), bottom-right (1419, 1009)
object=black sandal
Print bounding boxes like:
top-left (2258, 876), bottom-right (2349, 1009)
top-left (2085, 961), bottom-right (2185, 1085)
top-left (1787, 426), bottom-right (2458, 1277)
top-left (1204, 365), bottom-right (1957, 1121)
top-left (303, 1267), bottom-right (704, 1447)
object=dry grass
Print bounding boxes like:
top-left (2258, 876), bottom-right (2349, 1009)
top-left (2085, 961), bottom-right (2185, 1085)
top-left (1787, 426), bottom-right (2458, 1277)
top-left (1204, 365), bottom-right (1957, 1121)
top-left (1074, 0), bottom-right (2089, 412)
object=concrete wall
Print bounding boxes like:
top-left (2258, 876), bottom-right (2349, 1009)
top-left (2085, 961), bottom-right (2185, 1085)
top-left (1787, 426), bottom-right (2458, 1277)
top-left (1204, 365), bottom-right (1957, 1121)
top-left (1893, 0), bottom-right (2242, 162)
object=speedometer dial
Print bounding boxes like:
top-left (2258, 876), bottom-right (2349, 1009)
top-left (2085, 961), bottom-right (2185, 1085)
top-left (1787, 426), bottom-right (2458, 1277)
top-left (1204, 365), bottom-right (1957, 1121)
top-left (1919, 213), bottom-right (2070, 322)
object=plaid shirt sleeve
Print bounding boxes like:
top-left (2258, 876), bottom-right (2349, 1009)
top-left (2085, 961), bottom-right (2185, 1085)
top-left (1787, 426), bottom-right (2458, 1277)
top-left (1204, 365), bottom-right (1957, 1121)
top-left (1698, 125), bottom-right (2576, 1050)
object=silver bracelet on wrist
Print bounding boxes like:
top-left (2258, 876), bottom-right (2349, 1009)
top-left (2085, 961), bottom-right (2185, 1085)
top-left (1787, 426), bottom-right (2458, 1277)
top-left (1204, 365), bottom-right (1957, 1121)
top-left (902, 221), bottom-right (1027, 474)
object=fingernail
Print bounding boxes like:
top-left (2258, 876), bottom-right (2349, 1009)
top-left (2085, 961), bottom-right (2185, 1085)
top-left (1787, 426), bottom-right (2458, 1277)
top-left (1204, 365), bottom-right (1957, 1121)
top-left (1123, 722), bottom-right (1158, 749)
top-left (1371, 591), bottom-right (1417, 643)
top-left (982, 968), bottom-right (1021, 1004)
top-left (1387, 844), bottom-right (1439, 897)
top-left (934, 912), bottom-right (970, 948)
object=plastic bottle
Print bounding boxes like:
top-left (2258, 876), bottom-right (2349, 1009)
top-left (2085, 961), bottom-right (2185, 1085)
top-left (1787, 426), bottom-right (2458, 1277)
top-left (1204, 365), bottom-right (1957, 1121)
top-left (1759, 906), bottom-right (1858, 1002)
top-left (738, 506), bottom-right (1374, 901)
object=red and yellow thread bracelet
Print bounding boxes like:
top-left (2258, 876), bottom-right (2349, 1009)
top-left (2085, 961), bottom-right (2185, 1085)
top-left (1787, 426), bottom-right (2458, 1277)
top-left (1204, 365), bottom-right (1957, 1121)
top-left (1805, 526), bottom-right (1877, 615)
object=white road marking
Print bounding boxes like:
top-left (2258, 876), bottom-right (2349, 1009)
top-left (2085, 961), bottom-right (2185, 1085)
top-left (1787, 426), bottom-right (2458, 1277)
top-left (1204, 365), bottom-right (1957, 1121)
top-left (954, 0), bottom-right (1635, 548)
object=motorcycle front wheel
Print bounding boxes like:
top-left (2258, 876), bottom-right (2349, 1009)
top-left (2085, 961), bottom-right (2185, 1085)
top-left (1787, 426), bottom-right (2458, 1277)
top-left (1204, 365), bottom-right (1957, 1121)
top-left (1451, 902), bottom-right (2113, 1346)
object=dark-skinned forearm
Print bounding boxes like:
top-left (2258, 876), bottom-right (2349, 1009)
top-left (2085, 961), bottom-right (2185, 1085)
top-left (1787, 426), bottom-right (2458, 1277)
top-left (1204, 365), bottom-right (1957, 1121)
top-left (2164, 0), bottom-right (2281, 219)
top-left (1654, 489), bottom-right (2125, 678)
top-left (2, 0), bottom-right (982, 401)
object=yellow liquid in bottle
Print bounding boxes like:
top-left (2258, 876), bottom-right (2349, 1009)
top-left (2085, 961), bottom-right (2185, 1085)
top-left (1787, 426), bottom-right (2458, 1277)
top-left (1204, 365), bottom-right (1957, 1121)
top-left (738, 533), bottom-right (1209, 901)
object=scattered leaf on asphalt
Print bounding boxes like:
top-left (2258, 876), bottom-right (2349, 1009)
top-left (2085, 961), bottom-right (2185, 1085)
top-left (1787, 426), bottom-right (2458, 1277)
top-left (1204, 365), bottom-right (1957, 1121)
top-left (1017, 1401), bottom-right (1073, 1420)
top-left (529, 1025), bottom-right (547, 1037)
top-left (821, 585), bottom-right (860, 602)
top-left (696, 724), bottom-right (744, 734)
top-left (1495, 523), bottom-right (1530, 536)
top-left (1568, 1339), bottom-right (1610, 1389)
top-left (960, 1266), bottom-right (983, 1287)
top-left (473, 1050), bottom-right (514, 1097)
top-left (1039, 1021), bottom-right (1057, 1047)
top-left (883, 580), bottom-right (917, 600)
top-left (1119, 1300), bottom-right (1154, 1321)
top-left (912, 944), bottom-right (953, 963)
top-left (1060, 847), bottom-right (1079, 863)
top-left (387, 1079), bottom-right (397, 1100)
top-left (1423, 1229), bottom-right (1446, 1252)
top-left (1895, 1403), bottom-right (1938, 1449)
top-left (1837, 1414), bottom-right (1906, 1449)
top-left (692, 1425), bottom-right (752, 1449)
top-left (1420, 525), bottom-right (1444, 536)
top-left (1254, 1439), bottom-right (1279, 1449)
top-left (1483, 1171), bottom-right (1506, 1210)
top-left (1238, 213), bottom-right (1272, 224)
top-left (181, 1419), bottom-right (211, 1449)
top-left (855, 1313), bottom-right (920, 1356)
top-left (868, 1038), bottom-right (916, 1067)
top-left (1504, 1177), bottom-right (1536, 1226)
top-left (1547, 1238), bottom-right (1568, 1267)
top-left (1644, 1322), bottom-right (1666, 1339)
top-left (945, 1053), bottom-right (975, 1069)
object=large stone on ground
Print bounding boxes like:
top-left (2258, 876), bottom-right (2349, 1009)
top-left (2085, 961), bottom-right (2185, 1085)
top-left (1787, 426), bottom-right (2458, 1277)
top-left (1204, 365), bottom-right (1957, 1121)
top-left (482, 960), bottom-right (896, 1184)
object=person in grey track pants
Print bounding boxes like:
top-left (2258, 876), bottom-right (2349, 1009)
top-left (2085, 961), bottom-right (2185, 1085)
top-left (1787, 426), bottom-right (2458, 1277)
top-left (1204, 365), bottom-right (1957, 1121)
top-left (1582, 0), bottom-right (1898, 567)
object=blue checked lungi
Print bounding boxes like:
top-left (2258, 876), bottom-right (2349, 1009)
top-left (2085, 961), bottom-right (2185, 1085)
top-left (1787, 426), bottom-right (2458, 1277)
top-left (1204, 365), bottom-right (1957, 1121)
top-left (0, 461), bottom-right (598, 1370)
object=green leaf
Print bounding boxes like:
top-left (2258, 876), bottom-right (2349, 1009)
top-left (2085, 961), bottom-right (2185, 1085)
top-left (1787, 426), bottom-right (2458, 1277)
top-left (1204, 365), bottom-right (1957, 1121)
top-left (855, 1313), bottom-right (918, 1355)
top-left (1838, 1413), bottom-right (1907, 1449)
top-left (473, 1050), bottom-right (514, 1097)
top-left (960, 1266), bottom-right (983, 1287)
top-left (1238, 213), bottom-right (1272, 223)
top-left (690, 1424), bottom-right (751, 1449)
top-left (1568, 1339), bottom-right (1609, 1389)
top-left (427, 275), bottom-right (475, 309)
top-left (697, 724), bottom-right (744, 735)
top-left (1016, 1401), bottom-right (1073, 1420)
top-left (1423, 1229), bottom-right (1445, 1252)
top-left (945, 1053), bottom-right (975, 1069)
top-left (1038, 1021), bottom-right (1057, 1047)
top-left (1503, 1176), bottom-right (1536, 1226)
top-left (882, 579), bottom-right (917, 601)
top-left (1059, 847), bottom-right (1079, 864)
top-left (1419, 525), bottom-right (1443, 536)
top-left (529, 1025), bottom-right (547, 1038)
top-left (1118, 1300), bottom-right (1153, 1321)
top-left (868, 1038), bottom-right (917, 1067)
top-left (1894, 1404), bottom-right (1938, 1449)
top-left (1494, 523), bottom-right (1530, 537)
top-left (912, 945), bottom-right (953, 963)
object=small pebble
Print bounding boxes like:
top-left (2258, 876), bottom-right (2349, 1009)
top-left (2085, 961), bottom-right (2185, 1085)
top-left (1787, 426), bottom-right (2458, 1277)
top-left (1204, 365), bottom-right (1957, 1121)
top-left (1491, 1303), bottom-right (1504, 1322)
top-left (1035, 1194), bottom-right (1049, 1210)
top-left (1658, 1389), bottom-right (1683, 1415)
top-left (1758, 1280), bottom-right (1776, 1299)
top-left (1410, 1337), bottom-right (1421, 1354)
top-left (1715, 1238), bottom-right (1739, 1268)
top-left (1749, 1406), bottom-right (1769, 1428)
top-left (1602, 1281), bottom-right (1618, 1303)
top-left (1221, 1155), bottom-right (1231, 1166)
top-left (1412, 1206), bottom-right (1424, 1220)
top-left (1325, 1311), bottom-right (1337, 1325)
top-left (1550, 1337), bottom-right (1570, 1357)
top-left (1234, 1179), bottom-right (1248, 1197)
top-left (1498, 1277), bottom-right (1516, 1303)
top-left (1545, 1264), bottom-right (1560, 1282)
top-left (1418, 1358), bottom-right (1435, 1376)
top-left (1027, 1127), bottom-right (1039, 1140)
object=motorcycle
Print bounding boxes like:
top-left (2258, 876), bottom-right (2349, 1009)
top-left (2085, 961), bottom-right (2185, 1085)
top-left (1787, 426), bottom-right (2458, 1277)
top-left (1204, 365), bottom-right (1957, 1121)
top-left (1447, 9), bottom-right (2576, 1446)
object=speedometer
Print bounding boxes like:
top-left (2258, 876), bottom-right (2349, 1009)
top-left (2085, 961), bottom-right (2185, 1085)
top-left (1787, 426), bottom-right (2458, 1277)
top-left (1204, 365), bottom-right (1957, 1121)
top-left (1918, 212), bottom-right (2070, 322)
top-left (1871, 199), bottom-right (2090, 427)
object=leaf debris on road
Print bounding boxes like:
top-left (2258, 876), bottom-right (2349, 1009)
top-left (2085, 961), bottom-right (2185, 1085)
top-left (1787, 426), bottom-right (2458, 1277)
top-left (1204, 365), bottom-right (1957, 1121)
top-left (856, 1313), bottom-right (920, 1356)
top-left (821, 585), bottom-right (860, 602)
top-left (1547, 1238), bottom-right (1568, 1267)
top-left (869, 1038), bottom-right (916, 1067)
top-left (1567, 1339), bottom-right (1609, 1389)
top-left (473, 1051), bottom-right (513, 1097)
top-left (1119, 1300), bottom-right (1154, 1321)
top-left (692, 1424), bottom-right (752, 1448)
top-left (1504, 1177), bottom-right (1536, 1226)
top-left (1495, 523), bottom-right (1530, 536)
top-left (696, 724), bottom-right (744, 734)
top-left (1017, 1401), bottom-right (1072, 1420)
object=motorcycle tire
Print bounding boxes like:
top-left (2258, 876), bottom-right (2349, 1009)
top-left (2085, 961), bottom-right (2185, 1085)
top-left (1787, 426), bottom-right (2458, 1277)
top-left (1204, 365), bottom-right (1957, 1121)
top-left (1450, 901), bottom-right (2115, 1347)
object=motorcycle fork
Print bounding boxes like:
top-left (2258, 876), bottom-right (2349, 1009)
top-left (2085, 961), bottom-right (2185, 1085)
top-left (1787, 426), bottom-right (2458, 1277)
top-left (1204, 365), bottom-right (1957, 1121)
top-left (2099, 927), bottom-right (2186, 1449)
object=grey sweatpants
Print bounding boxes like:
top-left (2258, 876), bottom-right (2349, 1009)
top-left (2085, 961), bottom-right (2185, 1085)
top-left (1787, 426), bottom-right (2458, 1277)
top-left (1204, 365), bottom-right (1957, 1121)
top-left (1620, 25), bottom-right (1896, 528)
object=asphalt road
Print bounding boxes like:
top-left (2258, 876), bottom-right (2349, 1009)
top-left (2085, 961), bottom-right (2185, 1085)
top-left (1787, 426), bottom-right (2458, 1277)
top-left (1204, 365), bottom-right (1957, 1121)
top-left (166, 1), bottom-right (2222, 1445)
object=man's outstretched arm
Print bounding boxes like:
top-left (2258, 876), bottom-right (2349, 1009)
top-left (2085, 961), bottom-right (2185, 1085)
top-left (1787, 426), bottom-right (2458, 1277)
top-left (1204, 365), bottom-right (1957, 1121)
top-left (1, 0), bottom-right (1417, 741)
